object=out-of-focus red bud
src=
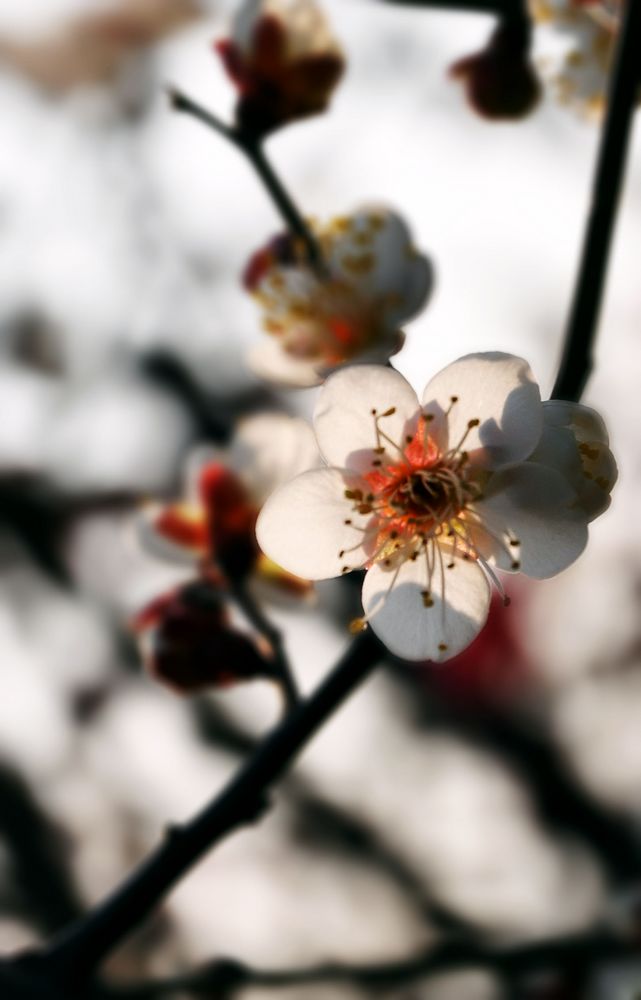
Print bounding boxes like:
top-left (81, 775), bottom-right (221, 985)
top-left (215, 0), bottom-right (344, 138)
top-left (419, 590), bottom-right (532, 706)
top-left (133, 580), bottom-right (273, 694)
top-left (450, 20), bottom-right (541, 120)
top-left (198, 463), bottom-right (259, 579)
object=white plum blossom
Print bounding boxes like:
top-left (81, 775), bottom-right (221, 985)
top-left (245, 207), bottom-right (433, 387)
top-left (257, 355), bottom-right (616, 661)
top-left (530, 0), bottom-right (627, 115)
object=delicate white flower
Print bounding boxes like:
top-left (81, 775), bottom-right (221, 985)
top-left (216, 0), bottom-right (344, 134)
top-left (141, 412), bottom-right (320, 590)
top-left (530, 0), bottom-right (626, 115)
top-left (257, 356), bottom-right (614, 661)
top-left (245, 207), bottom-right (433, 388)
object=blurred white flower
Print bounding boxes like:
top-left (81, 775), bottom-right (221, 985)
top-left (141, 411), bottom-right (320, 590)
top-left (245, 206), bottom-right (433, 387)
top-left (257, 355), bottom-right (614, 661)
top-left (530, 0), bottom-right (625, 115)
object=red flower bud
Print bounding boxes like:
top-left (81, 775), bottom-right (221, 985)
top-left (198, 463), bottom-right (259, 579)
top-left (132, 580), bottom-right (272, 694)
top-left (450, 21), bottom-right (541, 121)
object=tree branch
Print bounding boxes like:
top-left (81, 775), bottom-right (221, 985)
top-left (30, 632), bottom-right (383, 992)
top-left (167, 87), bottom-right (323, 271)
top-left (552, 0), bottom-right (641, 402)
top-left (229, 580), bottom-right (300, 709)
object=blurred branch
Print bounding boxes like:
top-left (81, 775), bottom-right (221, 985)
top-left (377, 0), bottom-right (519, 14)
top-left (27, 632), bottom-right (383, 993)
top-left (167, 88), bottom-right (323, 270)
top-left (0, 763), bottom-right (84, 934)
top-left (193, 699), bottom-right (473, 935)
top-left (0, 476), bottom-right (138, 586)
top-left (229, 581), bottom-right (299, 709)
top-left (552, 0), bottom-right (641, 401)
top-left (395, 664), bottom-right (641, 885)
top-left (101, 928), bottom-right (633, 998)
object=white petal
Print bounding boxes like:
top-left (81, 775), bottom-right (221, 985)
top-left (256, 468), bottom-right (371, 579)
top-left (362, 549), bottom-right (491, 662)
top-left (536, 404), bottom-right (617, 521)
top-left (421, 353), bottom-right (542, 469)
top-left (248, 339), bottom-right (323, 388)
top-left (474, 462), bottom-right (588, 579)
top-left (314, 364), bottom-right (419, 469)
top-left (330, 206), bottom-right (432, 326)
top-left (232, 412), bottom-right (320, 501)
top-left (542, 400), bottom-right (609, 445)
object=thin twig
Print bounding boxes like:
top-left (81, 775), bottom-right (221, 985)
top-left (31, 632), bottom-right (383, 993)
top-left (167, 87), bottom-right (322, 270)
top-left (229, 580), bottom-right (300, 709)
top-left (101, 928), bottom-right (632, 998)
top-left (378, 0), bottom-right (518, 13)
top-left (552, 0), bottom-right (641, 402)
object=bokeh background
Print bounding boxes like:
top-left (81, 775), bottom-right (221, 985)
top-left (0, 1), bottom-right (640, 997)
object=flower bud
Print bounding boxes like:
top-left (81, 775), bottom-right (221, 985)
top-left (450, 21), bottom-right (541, 120)
top-left (132, 580), bottom-right (272, 694)
top-left (215, 0), bottom-right (345, 137)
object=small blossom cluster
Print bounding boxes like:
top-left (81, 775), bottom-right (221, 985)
top-left (135, 0), bottom-right (618, 696)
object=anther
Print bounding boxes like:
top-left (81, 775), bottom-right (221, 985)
top-left (349, 618), bottom-right (368, 634)
top-left (341, 566), bottom-right (350, 574)
top-left (450, 396), bottom-right (458, 404)
top-left (338, 549), bottom-right (345, 558)
top-left (438, 643), bottom-right (448, 652)
top-left (371, 408), bottom-right (377, 415)
top-left (381, 407), bottom-right (396, 417)
top-left (421, 590), bottom-right (434, 608)
top-left (344, 519), bottom-right (352, 525)
top-left (468, 418), bottom-right (480, 428)
top-left (372, 460), bottom-right (382, 467)
top-left (511, 560), bottom-right (520, 570)
top-left (509, 538), bottom-right (520, 547)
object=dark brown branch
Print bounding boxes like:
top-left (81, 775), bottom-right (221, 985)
top-left (377, 0), bottom-right (518, 14)
top-left (552, 0), bottom-right (641, 401)
top-left (229, 581), bottom-right (299, 709)
top-left (167, 87), bottom-right (322, 270)
top-left (29, 632), bottom-right (383, 992)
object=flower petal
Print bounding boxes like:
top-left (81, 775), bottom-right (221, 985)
top-left (542, 400), bottom-right (609, 446)
top-left (247, 338), bottom-right (323, 388)
top-left (231, 412), bottom-right (320, 502)
top-left (534, 403), bottom-right (617, 521)
top-left (362, 549), bottom-right (491, 662)
top-left (314, 364), bottom-right (419, 469)
top-left (421, 353), bottom-right (542, 468)
top-left (256, 468), bottom-right (371, 579)
top-left (474, 462), bottom-right (588, 579)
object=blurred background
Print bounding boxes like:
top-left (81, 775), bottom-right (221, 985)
top-left (0, 0), bottom-right (640, 997)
